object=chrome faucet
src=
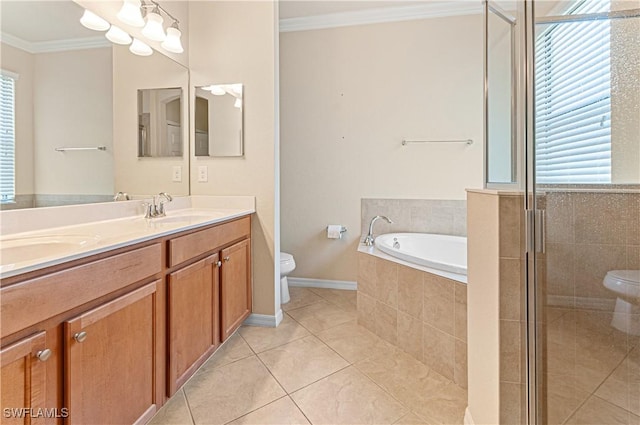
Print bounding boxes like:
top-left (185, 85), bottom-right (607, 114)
top-left (363, 215), bottom-right (393, 246)
top-left (142, 192), bottom-right (173, 218)
top-left (113, 191), bottom-right (130, 201)
top-left (156, 192), bottom-right (173, 217)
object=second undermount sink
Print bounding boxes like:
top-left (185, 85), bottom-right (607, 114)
top-left (0, 234), bottom-right (101, 265)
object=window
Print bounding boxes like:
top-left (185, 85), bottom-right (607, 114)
top-left (535, 0), bottom-right (612, 184)
top-left (0, 71), bottom-right (17, 202)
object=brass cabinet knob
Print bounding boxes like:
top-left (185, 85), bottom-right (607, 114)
top-left (36, 348), bottom-right (52, 362)
top-left (224, 257), bottom-right (230, 262)
top-left (73, 331), bottom-right (88, 343)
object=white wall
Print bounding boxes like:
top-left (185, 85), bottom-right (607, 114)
top-left (112, 44), bottom-right (190, 196)
top-left (189, 1), bottom-right (279, 317)
top-left (1, 43), bottom-right (34, 197)
top-left (33, 48), bottom-right (114, 196)
top-left (280, 15), bottom-right (484, 282)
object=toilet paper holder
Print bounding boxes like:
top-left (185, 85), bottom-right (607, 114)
top-left (326, 226), bottom-right (347, 234)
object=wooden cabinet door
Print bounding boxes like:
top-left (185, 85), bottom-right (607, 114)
top-left (64, 282), bottom-right (159, 425)
top-left (167, 253), bottom-right (220, 396)
top-left (220, 239), bottom-right (252, 341)
top-left (1, 331), bottom-right (50, 425)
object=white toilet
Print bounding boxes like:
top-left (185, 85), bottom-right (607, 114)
top-left (280, 252), bottom-right (296, 304)
top-left (603, 270), bottom-right (640, 335)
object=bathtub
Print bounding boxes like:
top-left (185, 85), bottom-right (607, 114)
top-left (374, 233), bottom-right (467, 276)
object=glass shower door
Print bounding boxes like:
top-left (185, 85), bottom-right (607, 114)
top-left (529, 1), bottom-right (640, 424)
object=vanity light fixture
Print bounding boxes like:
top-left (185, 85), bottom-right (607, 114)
top-left (105, 25), bottom-right (133, 45)
top-left (117, 0), bottom-right (145, 27)
top-left (130, 38), bottom-right (153, 56)
top-left (141, 5), bottom-right (166, 41)
top-left (80, 10), bottom-right (110, 31)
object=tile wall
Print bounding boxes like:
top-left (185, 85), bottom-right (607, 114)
top-left (361, 199), bottom-right (467, 240)
top-left (356, 253), bottom-right (468, 389)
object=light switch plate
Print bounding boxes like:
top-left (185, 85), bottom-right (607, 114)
top-left (198, 166), bottom-right (208, 182)
top-left (172, 166), bottom-right (182, 182)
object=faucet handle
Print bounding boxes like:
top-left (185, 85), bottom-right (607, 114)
top-left (141, 202), bottom-right (154, 219)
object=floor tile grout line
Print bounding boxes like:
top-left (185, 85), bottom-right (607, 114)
top-left (287, 394), bottom-right (315, 425)
top-left (179, 387), bottom-right (197, 425)
top-left (220, 394), bottom-right (291, 425)
top-left (559, 335), bottom-right (634, 425)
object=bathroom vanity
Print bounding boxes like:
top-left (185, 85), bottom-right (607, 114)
top-left (0, 199), bottom-right (254, 424)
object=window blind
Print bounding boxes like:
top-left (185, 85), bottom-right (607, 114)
top-left (0, 73), bottom-right (16, 201)
top-left (535, 0), bottom-right (612, 184)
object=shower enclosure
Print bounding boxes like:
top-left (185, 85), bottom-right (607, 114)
top-left (486, 0), bottom-right (640, 423)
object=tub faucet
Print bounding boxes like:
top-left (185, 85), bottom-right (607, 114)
top-left (364, 215), bottom-right (393, 246)
top-left (113, 191), bottom-right (130, 201)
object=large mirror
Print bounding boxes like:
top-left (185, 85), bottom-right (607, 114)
top-left (195, 84), bottom-right (244, 157)
top-left (0, 0), bottom-right (190, 210)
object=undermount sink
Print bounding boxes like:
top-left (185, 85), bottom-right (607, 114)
top-left (0, 235), bottom-right (101, 265)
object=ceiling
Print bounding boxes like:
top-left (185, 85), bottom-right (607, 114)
top-left (1, 1), bottom-right (95, 42)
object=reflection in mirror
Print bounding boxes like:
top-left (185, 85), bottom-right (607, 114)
top-left (485, 1), bottom-right (516, 185)
top-left (0, 1), bottom-right (190, 210)
top-left (195, 84), bottom-right (244, 157)
top-left (0, 0), bottom-right (114, 209)
top-left (137, 88), bottom-right (183, 157)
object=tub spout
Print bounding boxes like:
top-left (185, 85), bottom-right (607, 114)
top-left (364, 215), bottom-right (393, 246)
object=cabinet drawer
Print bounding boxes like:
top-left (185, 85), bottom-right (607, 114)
top-left (1, 244), bottom-right (162, 338)
top-left (169, 216), bottom-right (250, 267)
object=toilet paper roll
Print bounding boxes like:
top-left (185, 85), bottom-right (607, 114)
top-left (327, 225), bottom-right (344, 239)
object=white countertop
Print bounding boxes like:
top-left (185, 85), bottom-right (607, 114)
top-left (0, 196), bottom-right (255, 279)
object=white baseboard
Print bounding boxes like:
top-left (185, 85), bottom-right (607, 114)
top-left (464, 407), bottom-right (474, 425)
top-left (243, 309), bottom-right (283, 327)
top-left (288, 277), bottom-right (357, 291)
top-left (547, 295), bottom-right (615, 311)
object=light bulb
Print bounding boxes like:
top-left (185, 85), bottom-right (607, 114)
top-left (105, 25), bottom-right (132, 45)
top-left (129, 38), bottom-right (153, 56)
top-left (142, 7), bottom-right (166, 42)
top-left (117, 0), bottom-right (144, 28)
top-left (80, 9), bottom-right (110, 31)
top-left (161, 24), bottom-right (183, 54)
top-left (210, 86), bottom-right (226, 96)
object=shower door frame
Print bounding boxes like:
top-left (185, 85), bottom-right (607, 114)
top-left (523, 2), bottom-right (640, 424)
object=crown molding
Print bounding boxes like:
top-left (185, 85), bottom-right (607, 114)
top-left (279, 2), bottom-right (483, 33)
top-left (0, 32), bottom-right (109, 54)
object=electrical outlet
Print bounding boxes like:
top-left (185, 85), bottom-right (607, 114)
top-left (198, 166), bottom-right (208, 182)
top-left (172, 166), bottom-right (182, 182)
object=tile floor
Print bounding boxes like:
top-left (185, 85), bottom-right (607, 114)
top-left (545, 307), bottom-right (640, 425)
top-left (149, 287), bottom-right (467, 425)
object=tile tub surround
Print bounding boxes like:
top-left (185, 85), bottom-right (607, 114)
top-left (361, 198), bottom-right (467, 240)
top-left (149, 288), bottom-right (467, 425)
top-left (357, 252), bottom-right (468, 389)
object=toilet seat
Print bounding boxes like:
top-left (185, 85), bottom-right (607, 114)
top-left (603, 270), bottom-right (640, 298)
top-left (281, 252), bottom-right (295, 266)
